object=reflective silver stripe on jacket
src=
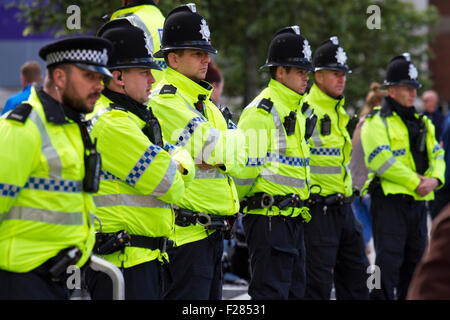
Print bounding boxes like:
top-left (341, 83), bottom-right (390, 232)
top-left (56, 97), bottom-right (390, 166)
top-left (195, 168), bottom-right (226, 179)
top-left (29, 109), bottom-right (63, 179)
top-left (1, 207), bottom-right (84, 225)
top-left (197, 127), bottom-right (221, 163)
top-left (310, 124), bottom-right (323, 147)
top-left (375, 156), bottom-right (396, 175)
top-left (232, 177), bottom-right (255, 186)
top-left (270, 106), bottom-right (287, 154)
top-left (260, 168), bottom-right (305, 188)
top-left (93, 193), bottom-right (170, 209)
top-left (310, 165), bottom-right (342, 174)
top-left (151, 159), bottom-right (177, 197)
top-left (88, 107), bottom-right (112, 132)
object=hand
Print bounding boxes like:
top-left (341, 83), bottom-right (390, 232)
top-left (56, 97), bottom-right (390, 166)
top-left (415, 176), bottom-right (439, 197)
top-left (197, 161), bottom-right (222, 170)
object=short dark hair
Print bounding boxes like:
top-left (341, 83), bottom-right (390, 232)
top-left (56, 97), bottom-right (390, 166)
top-left (269, 65), bottom-right (291, 80)
top-left (21, 61), bottom-right (42, 83)
top-left (163, 49), bottom-right (185, 66)
top-left (46, 63), bottom-right (72, 84)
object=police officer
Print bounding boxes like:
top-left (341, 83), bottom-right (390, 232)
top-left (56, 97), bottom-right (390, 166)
top-left (0, 36), bottom-right (112, 299)
top-left (149, 3), bottom-right (247, 299)
top-left (85, 19), bottom-right (195, 300)
top-left (110, 0), bottom-right (166, 84)
top-left (233, 26), bottom-right (314, 299)
top-left (303, 36), bottom-right (370, 300)
top-left (361, 53), bottom-right (445, 300)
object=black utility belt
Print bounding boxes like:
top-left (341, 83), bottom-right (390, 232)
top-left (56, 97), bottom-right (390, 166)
top-left (35, 246), bottom-right (82, 283)
top-left (307, 193), bottom-right (355, 207)
top-left (93, 230), bottom-right (173, 256)
top-left (174, 208), bottom-right (235, 232)
top-left (242, 192), bottom-right (306, 211)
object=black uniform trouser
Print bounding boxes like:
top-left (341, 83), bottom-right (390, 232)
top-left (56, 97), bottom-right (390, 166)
top-left (369, 188), bottom-right (427, 300)
top-left (162, 231), bottom-right (224, 300)
top-left (0, 265), bottom-right (70, 300)
top-left (242, 214), bottom-right (306, 300)
top-left (304, 202), bottom-right (369, 300)
top-left (86, 259), bottom-right (162, 300)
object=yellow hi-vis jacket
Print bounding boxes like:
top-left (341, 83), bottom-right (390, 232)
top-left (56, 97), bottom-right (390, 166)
top-left (87, 92), bottom-right (195, 267)
top-left (110, 3), bottom-right (166, 84)
top-left (149, 67), bottom-right (248, 246)
top-left (303, 83), bottom-right (353, 197)
top-left (0, 86), bottom-right (96, 273)
top-left (233, 79), bottom-right (311, 221)
top-left (361, 100), bottom-right (445, 200)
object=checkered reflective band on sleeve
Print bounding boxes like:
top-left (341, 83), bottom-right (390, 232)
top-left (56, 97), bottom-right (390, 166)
top-left (0, 183), bottom-right (21, 198)
top-left (23, 177), bottom-right (82, 193)
top-left (310, 147), bottom-right (341, 156)
top-left (368, 145), bottom-right (391, 163)
top-left (125, 144), bottom-right (162, 186)
top-left (175, 117), bottom-right (207, 147)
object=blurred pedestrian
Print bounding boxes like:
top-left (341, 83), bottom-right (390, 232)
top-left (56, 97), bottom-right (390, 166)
top-left (205, 60), bottom-right (223, 105)
top-left (350, 82), bottom-right (388, 257)
top-left (422, 90), bottom-right (445, 142)
top-left (2, 61), bottom-right (42, 115)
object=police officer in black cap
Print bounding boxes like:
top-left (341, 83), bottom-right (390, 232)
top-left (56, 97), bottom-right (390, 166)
top-left (84, 18), bottom-right (195, 300)
top-left (303, 36), bottom-right (370, 300)
top-left (361, 53), bottom-right (445, 300)
top-left (233, 25), bottom-right (315, 299)
top-left (149, 3), bottom-right (248, 300)
top-left (0, 36), bottom-right (112, 299)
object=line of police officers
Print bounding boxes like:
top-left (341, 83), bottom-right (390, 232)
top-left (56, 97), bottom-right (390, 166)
top-left (0, 1), bottom-right (445, 300)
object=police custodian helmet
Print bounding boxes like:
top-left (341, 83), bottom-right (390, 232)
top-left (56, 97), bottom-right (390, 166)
top-left (313, 36), bottom-right (352, 74)
top-left (97, 18), bottom-right (162, 71)
top-left (154, 3), bottom-right (217, 58)
top-left (383, 52), bottom-right (421, 89)
top-left (39, 36), bottom-right (113, 77)
top-left (260, 25), bottom-right (314, 72)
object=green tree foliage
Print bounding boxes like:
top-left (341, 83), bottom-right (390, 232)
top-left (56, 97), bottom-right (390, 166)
top-left (8, 0), bottom-right (438, 111)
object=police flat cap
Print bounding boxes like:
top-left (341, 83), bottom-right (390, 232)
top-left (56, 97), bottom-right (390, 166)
top-left (39, 36), bottom-right (113, 77)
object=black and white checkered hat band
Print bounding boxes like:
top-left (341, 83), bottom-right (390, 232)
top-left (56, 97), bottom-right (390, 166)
top-left (46, 48), bottom-right (108, 66)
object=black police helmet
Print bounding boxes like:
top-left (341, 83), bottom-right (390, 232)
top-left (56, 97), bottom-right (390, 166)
top-left (260, 25), bottom-right (314, 72)
top-left (383, 53), bottom-right (421, 89)
top-left (39, 36), bottom-right (113, 78)
top-left (97, 18), bottom-right (162, 71)
top-left (154, 3), bottom-right (217, 58)
top-left (313, 36), bottom-right (352, 74)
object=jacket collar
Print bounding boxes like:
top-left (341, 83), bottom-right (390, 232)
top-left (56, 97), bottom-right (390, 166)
top-left (35, 86), bottom-right (83, 124)
top-left (268, 79), bottom-right (303, 111)
top-left (164, 67), bottom-right (213, 102)
top-left (102, 87), bottom-right (151, 121)
top-left (381, 96), bottom-right (418, 120)
top-left (308, 83), bottom-right (344, 110)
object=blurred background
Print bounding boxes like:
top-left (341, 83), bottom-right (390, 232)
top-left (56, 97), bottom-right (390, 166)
top-left (0, 0), bottom-right (449, 119)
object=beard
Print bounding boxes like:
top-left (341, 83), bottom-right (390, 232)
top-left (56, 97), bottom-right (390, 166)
top-left (62, 84), bottom-right (100, 114)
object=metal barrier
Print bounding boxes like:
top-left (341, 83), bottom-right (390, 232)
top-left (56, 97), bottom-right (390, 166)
top-left (89, 255), bottom-right (125, 300)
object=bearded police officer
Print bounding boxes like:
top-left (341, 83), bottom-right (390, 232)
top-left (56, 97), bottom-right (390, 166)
top-left (233, 26), bottom-right (315, 299)
top-left (361, 53), bottom-right (445, 300)
top-left (110, 0), bottom-right (166, 84)
top-left (85, 19), bottom-right (195, 300)
top-left (0, 36), bottom-right (112, 299)
top-left (149, 3), bottom-right (247, 299)
top-left (303, 36), bottom-right (370, 300)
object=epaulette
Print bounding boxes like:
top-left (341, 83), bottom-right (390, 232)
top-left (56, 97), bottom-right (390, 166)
top-left (6, 103), bottom-right (32, 123)
top-left (159, 84), bottom-right (177, 95)
top-left (109, 103), bottom-right (127, 112)
top-left (257, 98), bottom-right (273, 113)
top-left (366, 107), bottom-right (380, 119)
